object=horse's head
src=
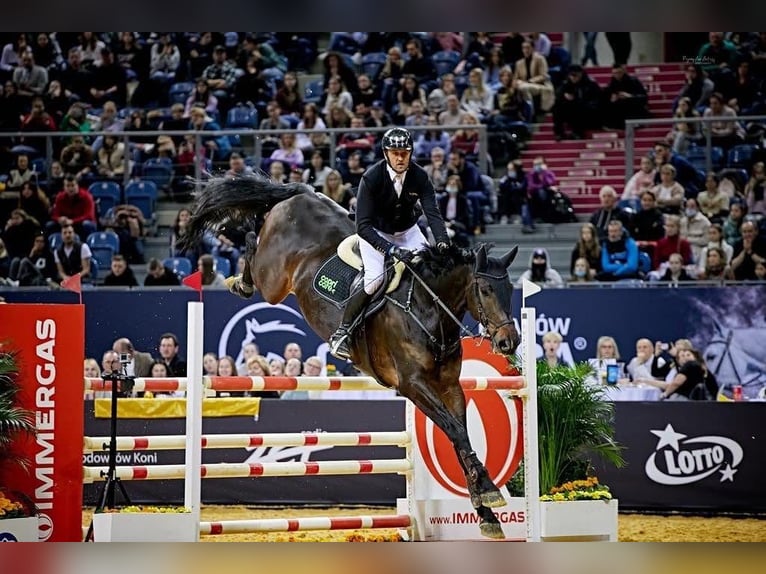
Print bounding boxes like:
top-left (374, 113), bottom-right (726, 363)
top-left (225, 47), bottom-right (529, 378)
top-left (468, 244), bottom-right (520, 356)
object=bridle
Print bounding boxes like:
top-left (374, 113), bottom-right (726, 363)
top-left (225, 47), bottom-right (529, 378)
top-left (472, 271), bottom-right (514, 340)
top-left (384, 259), bottom-right (513, 362)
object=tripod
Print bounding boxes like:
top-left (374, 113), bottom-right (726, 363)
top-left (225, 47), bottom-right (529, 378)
top-left (84, 366), bottom-right (134, 541)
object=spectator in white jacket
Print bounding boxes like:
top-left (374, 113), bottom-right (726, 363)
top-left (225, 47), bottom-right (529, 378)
top-left (150, 33), bottom-right (180, 83)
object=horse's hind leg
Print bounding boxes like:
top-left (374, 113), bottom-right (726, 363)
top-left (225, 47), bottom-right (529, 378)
top-left (226, 233), bottom-right (258, 299)
top-left (399, 378), bottom-right (504, 539)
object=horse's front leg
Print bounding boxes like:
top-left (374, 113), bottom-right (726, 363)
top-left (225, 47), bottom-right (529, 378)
top-left (398, 375), bottom-right (505, 539)
top-left (439, 380), bottom-right (506, 510)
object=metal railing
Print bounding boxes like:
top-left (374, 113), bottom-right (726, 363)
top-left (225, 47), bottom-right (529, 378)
top-left (624, 114), bottom-right (766, 182)
top-left (0, 123), bottom-right (490, 190)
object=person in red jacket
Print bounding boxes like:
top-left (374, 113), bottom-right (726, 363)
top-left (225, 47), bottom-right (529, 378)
top-left (653, 215), bottom-right (693, 270)
top-left (46, 175), bottom-right (97, 241)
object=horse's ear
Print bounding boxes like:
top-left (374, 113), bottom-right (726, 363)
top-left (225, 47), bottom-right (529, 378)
top-left (500, 246), bottom-right (519, 269)
top-left (474, 243), bottom-right (488, 271)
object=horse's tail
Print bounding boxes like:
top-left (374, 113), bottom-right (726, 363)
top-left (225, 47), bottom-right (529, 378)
top-left (183, 175), bottom-right (312, 248)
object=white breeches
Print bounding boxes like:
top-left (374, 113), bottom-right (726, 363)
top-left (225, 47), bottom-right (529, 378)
top-left (358, 224), bottom-right (429, 294)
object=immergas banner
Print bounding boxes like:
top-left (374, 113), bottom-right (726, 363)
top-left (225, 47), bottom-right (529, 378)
top-left (0, 304), bottom-right (84, 542)
top-left (4, 286), bottom-right (765, 397)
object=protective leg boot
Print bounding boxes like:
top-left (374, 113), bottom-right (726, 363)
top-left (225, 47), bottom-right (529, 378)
top-left (329, 289), bottom-right (371, 360)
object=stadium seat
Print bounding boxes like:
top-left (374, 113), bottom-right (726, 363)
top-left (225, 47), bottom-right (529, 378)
top-left (87, 230), bottom-right (120, 254)
top-left (125, 180), bottom-right (159, 222)
top-left (361, 52), bottom-right (387, 80)
top-left (169, 82), bottom-right (195, 105)
top-left (213, 256), bottom-right (231, 278)
top-left (281, 114), bottom-right (300, 129)
top-left (431, 50), bottom-right (461, 77)
top-left (303, 79), bottom-right (324, 105)
top-left (163, 257), bottom-right (193, 279)
top-left (727, 144), bottom-right (757, 170)
top-left (48, 232), bottom-right (63, 251)
top-left (226, 104), bottom-right (258, 129)
top-left (141, 159), bottom-right (174, 192)
top-left (88, 182), bottom-right (122, 218)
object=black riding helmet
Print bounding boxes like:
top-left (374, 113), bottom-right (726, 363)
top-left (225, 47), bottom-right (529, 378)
top-left (381, 127), bottom-right (413, 170)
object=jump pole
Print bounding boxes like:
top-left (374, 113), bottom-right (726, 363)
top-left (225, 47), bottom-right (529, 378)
top-left (185, 301), bottom-right (204, 542)
top-left (521, 306), bottom-right (540, 542)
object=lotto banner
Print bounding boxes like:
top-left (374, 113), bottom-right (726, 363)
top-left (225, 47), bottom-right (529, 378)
top-left (0, 304), bottom-right (85, 541)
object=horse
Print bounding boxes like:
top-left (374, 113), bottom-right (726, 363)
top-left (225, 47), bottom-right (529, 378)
top-left (183, 175), bottom-right (521, 538)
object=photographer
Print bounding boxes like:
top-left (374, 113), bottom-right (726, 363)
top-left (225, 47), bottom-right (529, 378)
top-left (103, 204), bottom-right (146, 265)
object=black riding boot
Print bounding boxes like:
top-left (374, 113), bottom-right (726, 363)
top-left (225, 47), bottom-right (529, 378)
top-left (329, 289), bottom-right (372, 360)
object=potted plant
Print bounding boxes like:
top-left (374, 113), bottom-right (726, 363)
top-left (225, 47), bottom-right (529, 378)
top-left (507, 360), bottom-right (625, 541)
top-left (92, 506), bottom-right (197, 542)
top-left (0, 349), bottom-right (39, 541)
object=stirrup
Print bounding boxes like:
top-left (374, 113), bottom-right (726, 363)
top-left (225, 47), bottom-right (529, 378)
top-left (329, 333), bottom-right (351, 360)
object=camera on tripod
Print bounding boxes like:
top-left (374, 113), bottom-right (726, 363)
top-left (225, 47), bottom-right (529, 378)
top-left (118, 353), bottom-right (131, 365)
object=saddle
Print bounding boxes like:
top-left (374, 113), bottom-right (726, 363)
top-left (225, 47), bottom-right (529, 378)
top-left (312, 235), bottom-right (406, 314)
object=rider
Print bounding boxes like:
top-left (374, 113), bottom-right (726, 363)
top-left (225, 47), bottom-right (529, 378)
top-left (329, 126), bottom-right (451, 360)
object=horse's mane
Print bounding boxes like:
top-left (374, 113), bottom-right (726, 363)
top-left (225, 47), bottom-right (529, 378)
top-left (412, 243), bottom-right (476, 284)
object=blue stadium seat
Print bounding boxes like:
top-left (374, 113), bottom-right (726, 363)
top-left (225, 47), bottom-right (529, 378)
top-left (48, 232), bottom-right (63, 250)
top-left (88, 258), bottom-right (99, 285)
top-left (361, 52), bottom-right (387, 79)
top-left (213, 256), bottom-right (231, 278)
top-left (87, 230), bottom-right (120, 254)
top-left (141, 159), bottom-right (174, 192)
top-left (88, 245), bottom-right (116, 274)
top-left (727, 144), bottom-right (757, 169)
top-left (169, 82), bottom-right (195, 105)
top-left (638, 251), bottom-right (652, 275)
top-left (280, 114), bottom-right (300, 129)
top-left (163, 257), bottom-right (193, 279)
top-left (125, 180), bottom-right (158, 202)
top-left (88, 181), bottom-right (122, 206)
top-left (431, 50), bottom-right (461, 77)
top-left (303, 79), bottom-right (324, 104)
top-left (226, 104), bottom-right (258, 129)
top-left (125, 180), bottom-right (159, 222)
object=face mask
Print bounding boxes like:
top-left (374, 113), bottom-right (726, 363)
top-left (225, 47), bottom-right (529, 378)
top-left (685, 208), bottom-right (698, 218)
top-left (533, 165), bottom-right (542, 173)
top-left (446, 186), bottom-right (458, 194)
top-left (507, 170), bottom-right (516, 178)
top-left (574, 268), bottom-right (587, 278)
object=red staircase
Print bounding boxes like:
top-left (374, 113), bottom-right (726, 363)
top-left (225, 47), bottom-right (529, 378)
top-left (520, 63), bottom-right (686, 213)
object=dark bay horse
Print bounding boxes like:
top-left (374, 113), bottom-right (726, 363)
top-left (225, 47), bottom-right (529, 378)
top-left (184, 175), bottom-right (521, 538)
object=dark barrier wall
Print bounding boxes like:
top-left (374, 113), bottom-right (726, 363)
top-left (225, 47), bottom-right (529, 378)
top-left (5, 286), bottom-right (766, 396)
top-left (83, 400), bottom-right (766, 513)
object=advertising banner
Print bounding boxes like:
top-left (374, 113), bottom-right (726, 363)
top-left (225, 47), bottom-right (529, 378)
top-left (595, 402), bottom-right (766, 513)
top-left (0, 304), bottom-right (84, 541)
top-left (404, 340), bottom-right (526, 540)
top-left (83, 400), bottom-right (766, 513)
top-left (5, 286), bottom-right (765, 397)
top-left (83, 400), bottom-right (406, 507)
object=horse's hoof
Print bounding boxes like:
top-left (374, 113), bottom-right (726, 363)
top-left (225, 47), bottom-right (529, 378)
top-left (481, 489), bottom-right (506, 508)
top-left (470, 493), bottom-right (483, 509)
top-left (480, 522), bottom-right (505, 540)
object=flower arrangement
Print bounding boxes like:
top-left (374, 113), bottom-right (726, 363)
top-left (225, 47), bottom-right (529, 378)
top-left (539, 476), bottom-right (613, 502)
top-left (506, 359), bottom-right (625, 497)
top-left (0, 489), bottom-right (35, 520)
top-left (99, 506), bottom-right (190, 514)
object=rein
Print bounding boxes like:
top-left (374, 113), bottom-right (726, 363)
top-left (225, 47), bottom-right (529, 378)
top-left (384, 258), bottom-right (494, 363)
